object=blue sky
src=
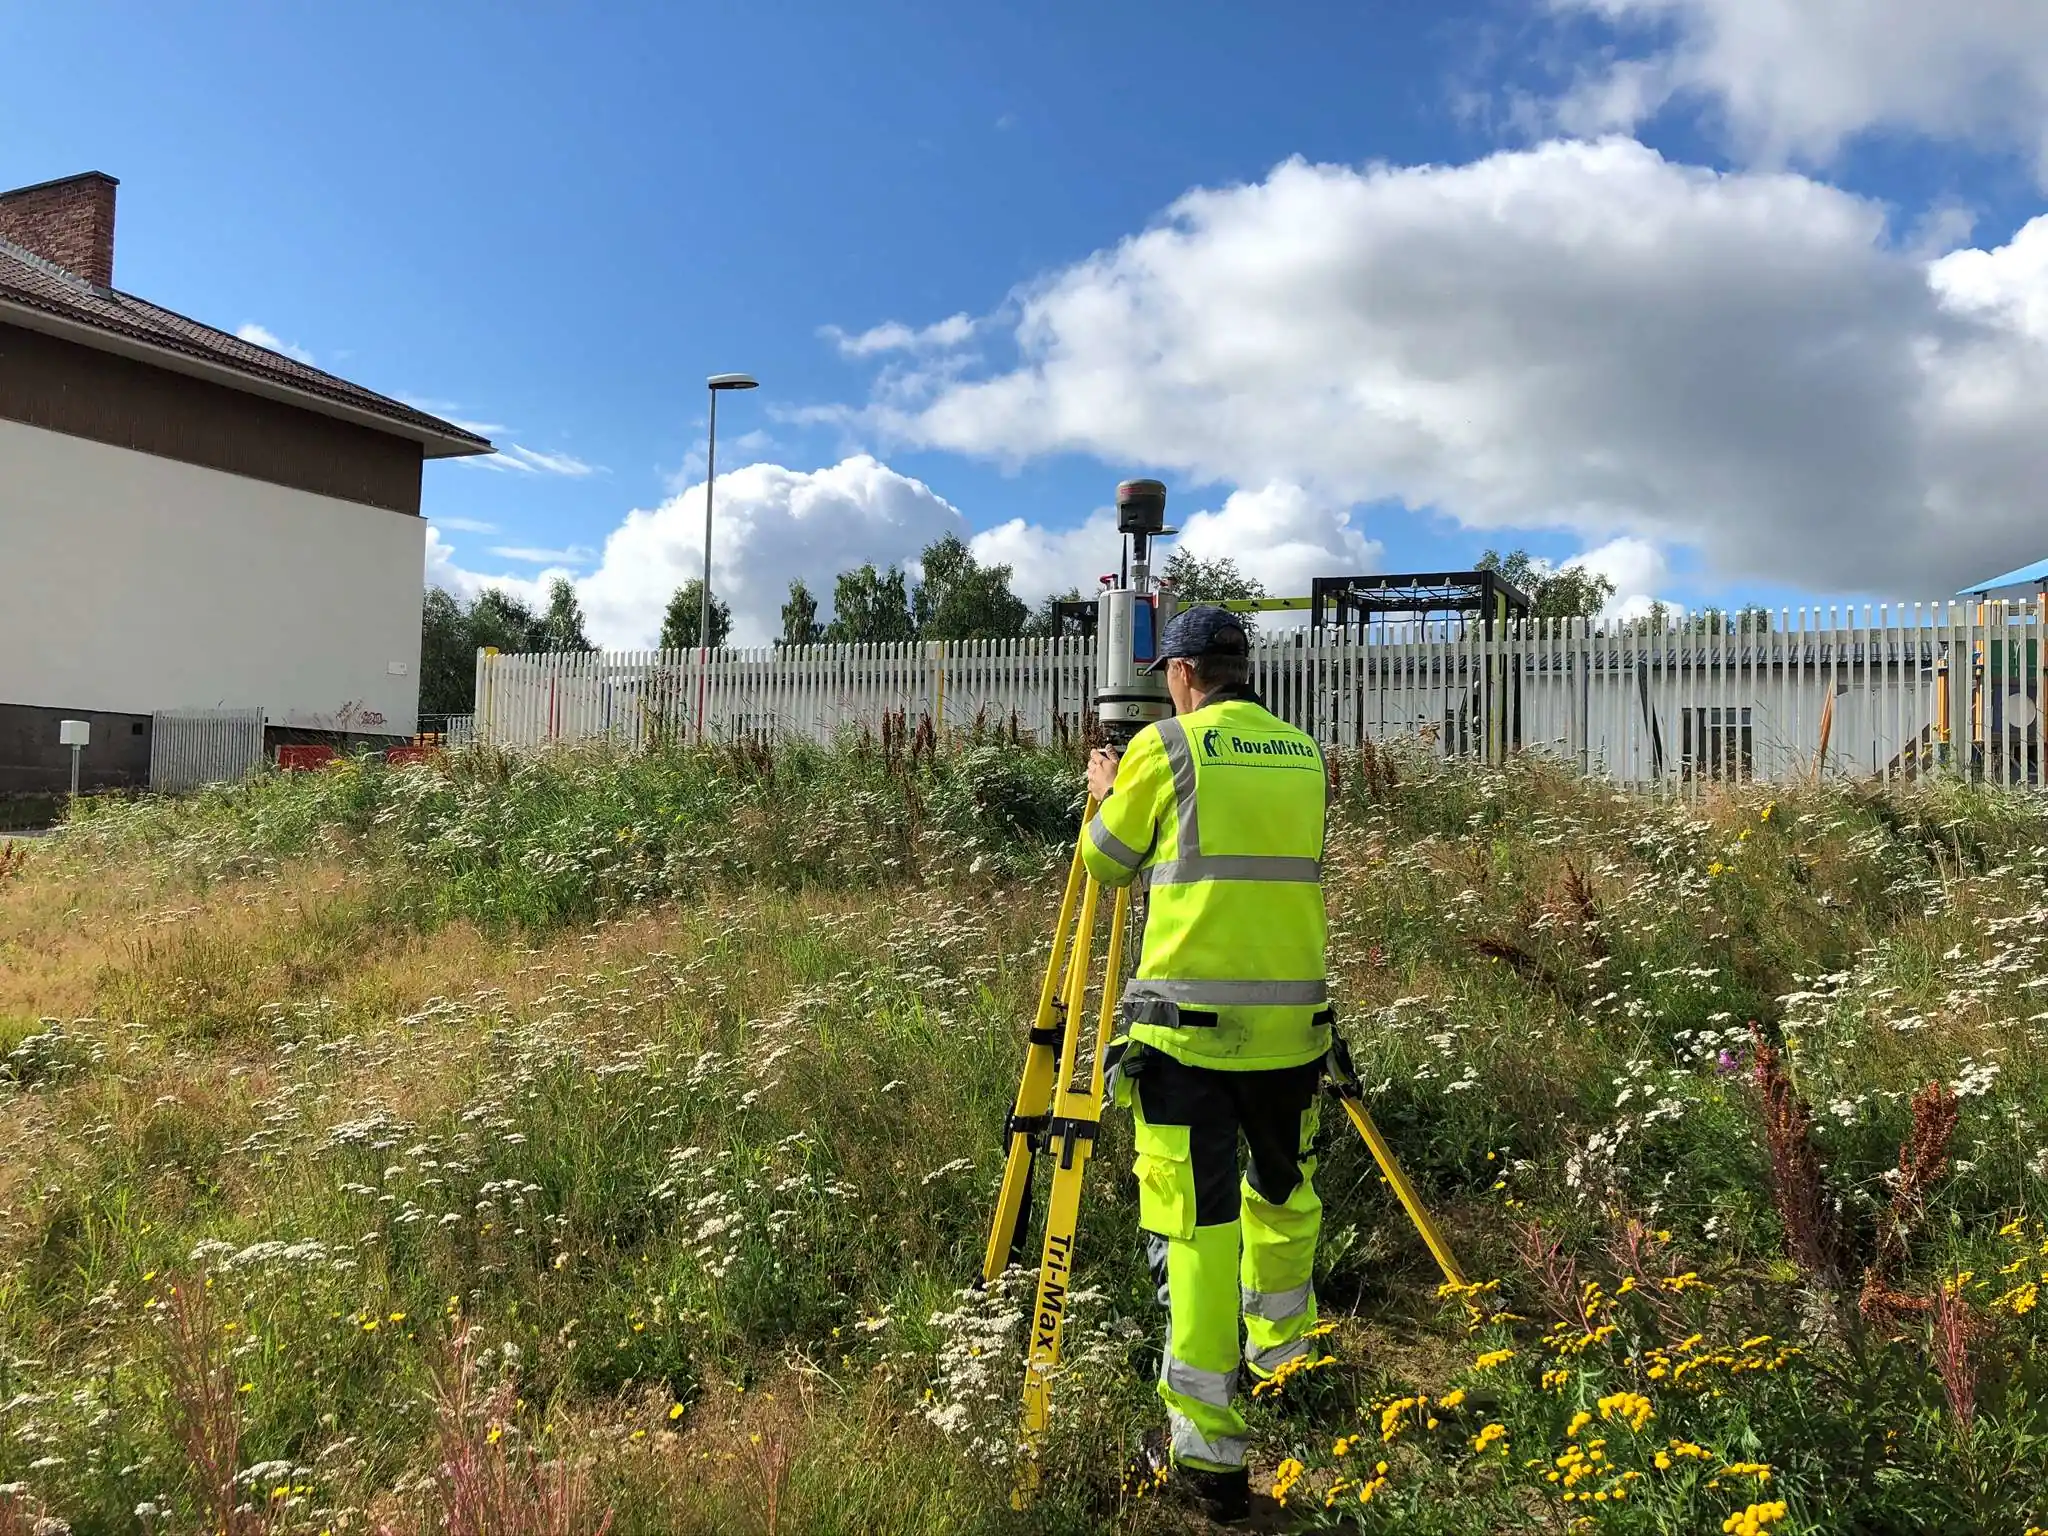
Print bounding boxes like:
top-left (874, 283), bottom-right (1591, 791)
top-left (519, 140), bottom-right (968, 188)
top-left (7, 1), bottom-right (2048, 645)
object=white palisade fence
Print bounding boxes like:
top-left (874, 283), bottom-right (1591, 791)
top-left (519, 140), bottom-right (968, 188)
top-left (474, 599), bottom-right (2048, 792)
top-left (474, 640), bottom-right (1096, 756)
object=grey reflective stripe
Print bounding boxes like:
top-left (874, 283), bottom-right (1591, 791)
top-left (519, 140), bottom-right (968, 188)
top-left (1086, 815), bottom-right (1144, 870)
top-left (1156, 717), bottom-right (1201, 855)
top-left (1146, 1232), bottom-right (1172, 1307)
top-left (1241, 1280), bottom-right (1313, 1322)
top-left (1126, 978), bottom-right (1329, 1007)
top-left (1246, 1333), bottom-right (1317, 1375)
top-left (1161, 1351), bottom-right (1237, 1406)
top-left (1169, 1413), bottom-right (1248, 1469)
top-left (1146, 855), bottom-right (1321, 887)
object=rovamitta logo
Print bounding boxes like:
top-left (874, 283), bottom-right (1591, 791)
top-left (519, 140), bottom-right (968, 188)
top-left (1199, 729), bottom-right (1318, 762)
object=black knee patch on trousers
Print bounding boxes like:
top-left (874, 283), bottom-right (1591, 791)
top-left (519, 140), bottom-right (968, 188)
top-left (1134, 1055), bottom-right (1322, 1228)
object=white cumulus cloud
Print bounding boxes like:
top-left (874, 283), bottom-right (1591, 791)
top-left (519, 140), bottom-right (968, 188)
top-left (822, 313), bottom-right (977, 358)
top-left (235, 322), bottom-right (314, 364)
top-left (1548, 0), bottom-right (2048, 178)
top-left (1170, 483), bottom-right (1384, 598)
top-left (1564, 536), bottom-right (1672, 622)
top-left (854, 137), bottom-right (2048, 598)
top-left (424, 525), bottom-right (558, 612)
top-left (967, 505), bottom-right (1120, 606)
top-left (581, 457), bottom-right (970, 646)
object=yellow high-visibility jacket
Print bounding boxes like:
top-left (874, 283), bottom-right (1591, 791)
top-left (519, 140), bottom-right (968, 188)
top-left (1079, 693), bottom-right (1330, 1071)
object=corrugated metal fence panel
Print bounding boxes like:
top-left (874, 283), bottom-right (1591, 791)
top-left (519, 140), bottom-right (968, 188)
top-left (149, 708), bottom-right (266, 793)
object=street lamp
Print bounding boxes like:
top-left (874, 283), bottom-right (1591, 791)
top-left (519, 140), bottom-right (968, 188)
top-left (698, 371), bottom-right (759, 742)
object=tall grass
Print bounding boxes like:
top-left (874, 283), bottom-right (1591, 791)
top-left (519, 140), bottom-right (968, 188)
top-left (56, 736), bottom-right (1080, 932)
top-left (0, 740), bottom-right (2044, 1533)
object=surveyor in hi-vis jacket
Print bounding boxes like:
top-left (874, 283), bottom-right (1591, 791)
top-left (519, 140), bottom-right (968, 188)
top-left (1080, 603), bottom-right (1331, 1527)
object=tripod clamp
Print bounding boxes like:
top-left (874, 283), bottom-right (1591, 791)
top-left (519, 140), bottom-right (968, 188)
top-left (1322, 1032), bottom-right (1367, 1101)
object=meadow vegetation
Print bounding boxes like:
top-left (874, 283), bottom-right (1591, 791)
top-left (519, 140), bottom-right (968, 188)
top-left (2, 733), bottom-right (2046, 1534)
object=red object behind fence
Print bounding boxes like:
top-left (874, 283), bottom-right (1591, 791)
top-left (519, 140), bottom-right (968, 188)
top-left (277, 745), bottom-right (337, 772)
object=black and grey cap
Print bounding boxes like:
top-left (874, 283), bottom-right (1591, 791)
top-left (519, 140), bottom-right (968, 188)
top-left (1144, 604), bottom-right (1250, 672)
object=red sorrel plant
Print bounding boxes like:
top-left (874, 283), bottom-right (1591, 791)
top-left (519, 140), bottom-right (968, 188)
top-left (1604, 1214), bottom-right (1699, 1336)
top-left (1859, 1081), bottom-right (1960, 1329)
top-left (1932, 1280), bottom-right (1982, 1440)
top-left (1876, 1082), bottom-right (1960, 1275)
top-left (0, 1486), bottom-right (57, 1536)
top-left (377, 1329), bottom-right (612, 1536)
top-left (1750, 1027), bottom-right (1848, 1288)
top-left (1509, 1218), bottom-right (1590, 1331)
top-left (157, 1275), bottom-right (270, 1536)
top-left (747, 1426), bottom-right (794, 1536)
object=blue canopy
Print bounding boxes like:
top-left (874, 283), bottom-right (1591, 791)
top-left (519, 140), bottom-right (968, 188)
top-left (1960, 556), bottom-right (2048, 598)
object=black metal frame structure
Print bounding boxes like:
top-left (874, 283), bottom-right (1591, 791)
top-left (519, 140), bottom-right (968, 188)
top-left (1305, 572), bottom-right (1534, 762)
top-left (1308, 570), bottom-right (1533, 635)
top-left (1060, 570), bottom-right (1534, 639)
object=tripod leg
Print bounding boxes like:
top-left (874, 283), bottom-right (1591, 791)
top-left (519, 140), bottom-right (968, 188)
top-left (982, 808), bottom-right (1096, 1285)
top-left (1334, 1094), bottom-right (1467, 1290)
top-left (1014, 882), bottom-right (1129, 1506)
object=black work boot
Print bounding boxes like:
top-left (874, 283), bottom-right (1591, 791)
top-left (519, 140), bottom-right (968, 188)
top-left (1122, 1431), bottom-right (1253, 1526)
top-left (1182, 1464), bottom-right (1252, 1525)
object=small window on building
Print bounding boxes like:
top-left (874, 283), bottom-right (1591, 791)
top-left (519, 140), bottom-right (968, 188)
top-left (1683, 706), bottom-right (1754, 781)
top-left (132, 721), bottom-right (145, 735)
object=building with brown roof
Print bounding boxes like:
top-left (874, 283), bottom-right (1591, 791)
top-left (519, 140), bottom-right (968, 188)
top-left (0, 171), bottom-right (493, 798)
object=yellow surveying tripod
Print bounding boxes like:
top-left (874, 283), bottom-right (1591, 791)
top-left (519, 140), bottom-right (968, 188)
top-left (982, 805), bottom-right (1468, 1504)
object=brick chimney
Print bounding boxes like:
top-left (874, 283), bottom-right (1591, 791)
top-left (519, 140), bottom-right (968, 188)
top-left (0, 172), bottom-right (119, 287)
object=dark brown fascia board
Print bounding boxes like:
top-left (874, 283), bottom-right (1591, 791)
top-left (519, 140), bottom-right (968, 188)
top-left (0, 292), bottom-right (497, 461)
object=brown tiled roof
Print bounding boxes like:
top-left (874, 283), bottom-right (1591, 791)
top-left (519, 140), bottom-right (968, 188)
top-left (0, 236), bottom-right (492, 457)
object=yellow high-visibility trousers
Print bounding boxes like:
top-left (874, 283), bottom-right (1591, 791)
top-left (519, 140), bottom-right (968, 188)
top-left (1130, 1052), bottom-right (1323, 1470)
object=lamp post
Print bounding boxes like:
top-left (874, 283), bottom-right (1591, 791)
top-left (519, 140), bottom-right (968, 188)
top-left (697, 372), bottom-right (759, 742)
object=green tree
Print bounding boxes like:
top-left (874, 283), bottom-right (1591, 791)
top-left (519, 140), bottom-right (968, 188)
top-left (538, 576), bottom-right (592, 651)
top-left (825, 563), bottom-right (916, 643)
top-left (1161, 550), bottom-right (1266, 631)
top-left (912, 533), bottom-right (1030, 639)
top-left (467, 587), bottom-right (549, 654)
top-left (1626, 603), bottom-right (1773, 635)
top-left (1476, 548), bottom-right (1617, 620)
top-left (659, 579), bottom-right (733, 650)
top-left (1162, 550), bottom-right (1266, 606)
top-left (1717, 604), bottom-right (1774, 634)
top-left (418, 587), bottom-right (476, 716)
top-left (779, 578), bottom-right (822, 646)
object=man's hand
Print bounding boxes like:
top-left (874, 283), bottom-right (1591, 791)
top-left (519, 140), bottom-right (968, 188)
top-left (1087, 747), bottom-right (1121, 802)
